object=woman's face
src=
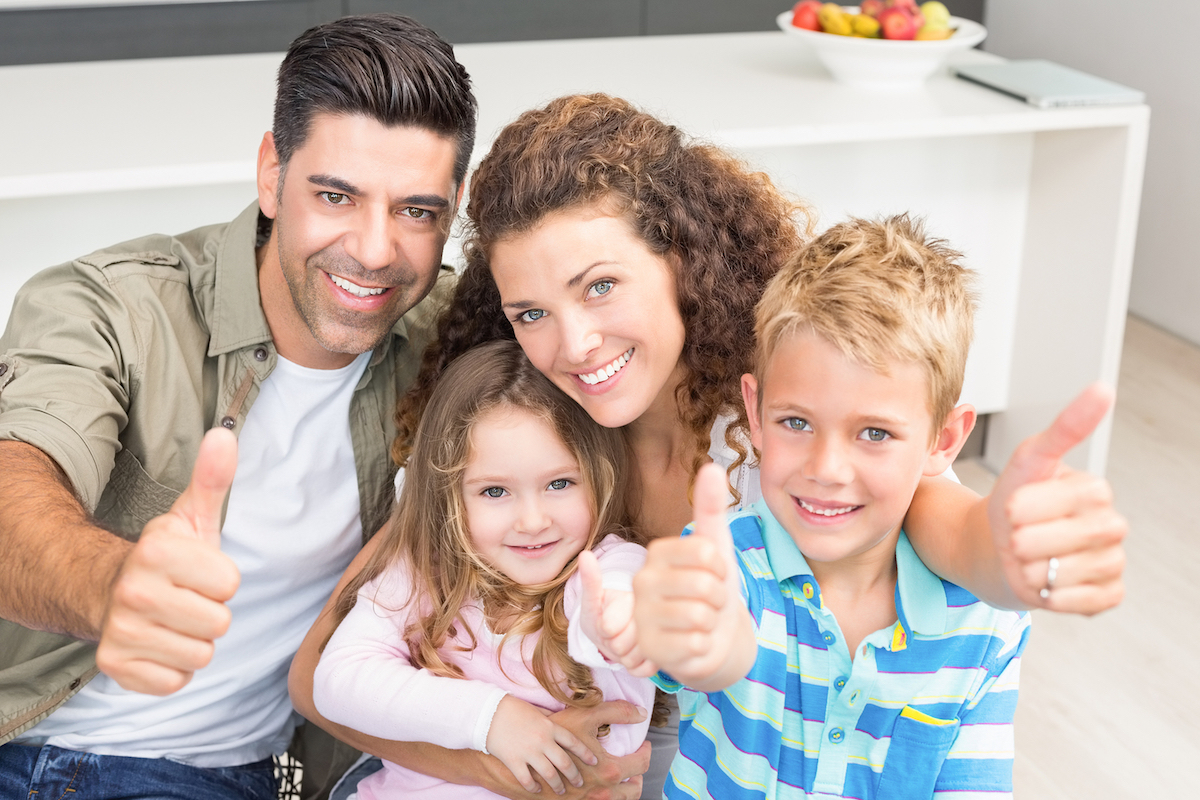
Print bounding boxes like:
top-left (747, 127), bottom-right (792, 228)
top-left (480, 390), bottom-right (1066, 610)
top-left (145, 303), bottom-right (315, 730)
top-left (490, 206), bottom-right (687, 429)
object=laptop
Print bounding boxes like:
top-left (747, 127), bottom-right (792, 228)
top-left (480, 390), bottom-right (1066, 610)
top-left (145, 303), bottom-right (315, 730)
top-left (954, 59), bottom-right (1145, 109)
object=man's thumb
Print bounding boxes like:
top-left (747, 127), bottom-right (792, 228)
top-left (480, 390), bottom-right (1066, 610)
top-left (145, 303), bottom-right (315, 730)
top-left (173, 427), bottom-right (238, 547)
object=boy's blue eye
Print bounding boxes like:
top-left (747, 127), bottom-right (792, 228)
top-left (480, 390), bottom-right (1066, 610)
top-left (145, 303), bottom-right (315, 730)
top-left (519, 309), bottom-right (545, 323)
top-left (548, 478), bottom-right (571, 491)
top-left (861, 428), bottom-right (890, 442)
top-left (482, 487), bottom-right (506, 498)
top-left (783, 417), bottom-right (812, 432)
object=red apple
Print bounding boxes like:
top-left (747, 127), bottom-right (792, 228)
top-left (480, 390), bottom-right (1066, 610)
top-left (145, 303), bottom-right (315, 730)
top-left (860, 0), bottom-right (886, 17)
top-left (877, 6), bottom-right (919, 39)
top-left (791, 0), bottom-right (823, 30)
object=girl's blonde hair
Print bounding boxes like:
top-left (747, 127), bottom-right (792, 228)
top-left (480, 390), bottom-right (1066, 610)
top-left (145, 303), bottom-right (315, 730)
top-left (327, 340), bottom-right (637, 709)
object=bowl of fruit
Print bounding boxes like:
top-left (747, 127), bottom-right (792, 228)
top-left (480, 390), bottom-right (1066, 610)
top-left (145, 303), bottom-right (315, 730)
top-left (777, 1), bottom-right (987, 89)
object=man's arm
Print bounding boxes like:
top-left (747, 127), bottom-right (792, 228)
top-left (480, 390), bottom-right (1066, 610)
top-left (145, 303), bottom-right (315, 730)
top-left (632, 464), bottom-right (757, 693)
top-left (289, 534), bottom-right (649, 800)
top-left (0, 431), bottom-right (242, 695)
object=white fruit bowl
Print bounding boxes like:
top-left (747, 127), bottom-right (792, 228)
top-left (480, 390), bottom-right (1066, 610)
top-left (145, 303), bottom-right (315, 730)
top-left (776, 9), bottom-right (987, 89)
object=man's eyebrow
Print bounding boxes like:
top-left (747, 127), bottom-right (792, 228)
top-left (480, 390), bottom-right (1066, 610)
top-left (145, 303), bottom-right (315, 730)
top-left (401, 194), bottom-right (451, 209)
top-left (307, 174), bottom-right (361, 195)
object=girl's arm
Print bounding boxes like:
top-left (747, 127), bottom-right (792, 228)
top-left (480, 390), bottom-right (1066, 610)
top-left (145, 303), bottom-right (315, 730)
top-left (289, 533), bottom-right (651, 800)
top-left (905, 386), bottom-right (1127, 613)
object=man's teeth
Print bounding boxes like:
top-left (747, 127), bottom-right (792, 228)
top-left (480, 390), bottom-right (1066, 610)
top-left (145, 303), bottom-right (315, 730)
top-left (580, 349), bottom-right (633, 386)
top-left (799, 499), bottom-right (858, 517)
top-left (330, 274), bottom-right (385, 298)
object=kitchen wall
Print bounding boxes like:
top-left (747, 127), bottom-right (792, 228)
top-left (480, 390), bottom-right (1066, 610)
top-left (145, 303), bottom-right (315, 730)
top-left (984, 0), bottom-right (1200, 347)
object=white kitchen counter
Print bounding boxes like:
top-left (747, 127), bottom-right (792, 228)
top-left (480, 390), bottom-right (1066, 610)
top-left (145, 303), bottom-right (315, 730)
top-left (0, 31), bottom-right (1149, 474)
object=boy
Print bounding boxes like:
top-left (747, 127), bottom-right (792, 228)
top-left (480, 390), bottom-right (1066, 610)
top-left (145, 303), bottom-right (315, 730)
top-left (632, 215), bottom-right (1030, 799)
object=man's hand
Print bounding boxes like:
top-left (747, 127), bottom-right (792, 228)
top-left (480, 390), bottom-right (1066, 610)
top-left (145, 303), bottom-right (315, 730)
top-left (95, 427), bottom-right (241, 694)
top-left (578, 551), bottom-right (657, 677)
top-left (633, 463), bottom-right (755, 692)
top-left (989, 383), bottom-right (1128, 614)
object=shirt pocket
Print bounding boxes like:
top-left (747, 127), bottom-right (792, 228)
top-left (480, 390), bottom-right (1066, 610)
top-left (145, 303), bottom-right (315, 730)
top-left (875, 705), bottom-right (960, 800)
top-left (94, 448), bottom-right (182, 537)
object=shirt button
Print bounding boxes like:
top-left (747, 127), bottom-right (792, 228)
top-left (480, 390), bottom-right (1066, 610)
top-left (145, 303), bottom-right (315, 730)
top-left (849, 690), bottom-right (860, 706)
top-left (834, 676), bottom-right (847, 691)
top-left (220, 416), bottom-right (236, 430)
top-left (253, 347), bottom-right (268, 362)
top-left (822, 631), bottom-right (837, 645)
top-left (828, 727), bottom-right (845, 743)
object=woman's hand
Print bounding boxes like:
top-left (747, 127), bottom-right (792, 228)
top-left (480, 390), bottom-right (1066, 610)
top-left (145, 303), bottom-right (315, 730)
top-left (487, 695), bottom-right (597, 795)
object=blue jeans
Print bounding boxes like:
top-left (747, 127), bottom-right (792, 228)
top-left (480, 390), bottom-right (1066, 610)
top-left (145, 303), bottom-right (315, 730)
top-left (0, 743), bottom-right (277, 800)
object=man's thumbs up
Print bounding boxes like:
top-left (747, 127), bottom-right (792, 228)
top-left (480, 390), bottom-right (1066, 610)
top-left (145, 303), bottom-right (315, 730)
top-left (96, 427), bottom-right (242, 695)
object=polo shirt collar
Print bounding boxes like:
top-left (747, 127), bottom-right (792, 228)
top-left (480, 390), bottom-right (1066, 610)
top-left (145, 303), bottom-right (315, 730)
top-left (207, 202), bottom-right (409, 362)
top-left (752, 500), bottom-right (949, 638)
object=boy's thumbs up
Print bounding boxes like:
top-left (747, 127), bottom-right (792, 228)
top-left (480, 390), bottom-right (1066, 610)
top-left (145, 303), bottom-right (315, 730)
top-left (171, 427), bottom-right (238, 548)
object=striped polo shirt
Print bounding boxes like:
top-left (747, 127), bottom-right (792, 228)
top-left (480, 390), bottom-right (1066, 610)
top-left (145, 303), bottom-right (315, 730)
top-left (654, 501), bottom-right (1030, 800)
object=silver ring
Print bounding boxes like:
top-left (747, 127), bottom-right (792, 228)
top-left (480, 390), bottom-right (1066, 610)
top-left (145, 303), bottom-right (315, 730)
top-left (1039, 556), bottom-right (1060, 600)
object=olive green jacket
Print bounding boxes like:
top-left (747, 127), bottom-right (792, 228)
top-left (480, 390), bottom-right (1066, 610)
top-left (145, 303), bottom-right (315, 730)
top-left (0, 202), bottom-right (452, 796)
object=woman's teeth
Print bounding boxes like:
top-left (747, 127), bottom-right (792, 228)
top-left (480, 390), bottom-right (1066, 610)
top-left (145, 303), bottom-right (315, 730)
top-left (799, 499), bottom-right (858, 517)
top-left (579, 349), bottom-right (633, 386)
top-left (331, 274), bottom-right (385, 298)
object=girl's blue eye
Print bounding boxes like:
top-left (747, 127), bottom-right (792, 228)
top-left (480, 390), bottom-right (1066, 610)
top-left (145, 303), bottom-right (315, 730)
top-left (519, 309), bottom-right (546, 323)
top-left (589, 280), bottom-right (613, 297)
top-left (548, 479), bottom-right (571, 491)
top-left (784, 417), bottom-right (811, 432)
top-left (861, 428), bottom-right (890, 442)
top-left (483, 487), bottom-right (506, 498)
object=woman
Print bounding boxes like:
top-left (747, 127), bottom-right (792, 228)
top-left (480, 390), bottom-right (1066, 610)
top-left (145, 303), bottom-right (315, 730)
top-left (291, 94), bottom-right (1125, 800)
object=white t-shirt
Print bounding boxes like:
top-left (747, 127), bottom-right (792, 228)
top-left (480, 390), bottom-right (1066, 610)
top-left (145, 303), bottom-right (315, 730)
top-left (23, 352), bottom-right (370, 767)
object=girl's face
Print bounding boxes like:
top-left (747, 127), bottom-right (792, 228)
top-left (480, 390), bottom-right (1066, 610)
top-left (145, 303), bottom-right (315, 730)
top-left (490, 205), bottom-right (688, 429)
top-left (462, 406), bottom-right (595, 586)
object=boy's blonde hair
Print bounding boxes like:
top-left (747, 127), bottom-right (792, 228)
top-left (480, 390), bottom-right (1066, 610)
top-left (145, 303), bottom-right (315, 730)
top-left (754, 214), bottom-right (976, 433)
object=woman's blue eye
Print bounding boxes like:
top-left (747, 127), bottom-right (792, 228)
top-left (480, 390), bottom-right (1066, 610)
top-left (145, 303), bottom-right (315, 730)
top-left (548, 479), bottom-right (571, 491)
top-left (519, 309), bottom-right (546, 323)
top-left (483, 487), bottom-right (506, 498)
top-left (589, 280), bottom-right (613, 297)
top-left (861, 428), bottom-right (890, 442)
top-left (784, 418), bottom-right (811, 432)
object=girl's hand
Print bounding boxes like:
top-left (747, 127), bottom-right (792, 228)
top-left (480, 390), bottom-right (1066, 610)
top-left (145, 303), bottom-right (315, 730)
top-left (486, 695), bottom-right (597, 795)
top-left (578, 551), bottom-right (658, 677)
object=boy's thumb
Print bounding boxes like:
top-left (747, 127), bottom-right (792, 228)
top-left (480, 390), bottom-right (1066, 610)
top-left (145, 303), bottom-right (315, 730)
top-left (171, 427), bottom-right (238, 548)
top-left (692, 463), bottom-right (734, 547)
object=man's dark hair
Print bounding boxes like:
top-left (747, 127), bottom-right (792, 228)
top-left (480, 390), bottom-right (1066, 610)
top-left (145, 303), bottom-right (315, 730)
top-left (273, 14), bottom-right (477, 184)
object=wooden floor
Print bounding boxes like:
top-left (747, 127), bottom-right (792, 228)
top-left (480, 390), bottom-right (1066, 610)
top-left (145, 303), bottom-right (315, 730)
top-left (956, 315), bottom-right (1200, 798)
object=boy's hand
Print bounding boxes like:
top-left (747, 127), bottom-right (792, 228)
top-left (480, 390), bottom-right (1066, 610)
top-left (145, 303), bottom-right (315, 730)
top-left (578, 552), bottom-right (657, 677)
top-left (96, 427), bottom-right (242, 695)
top-left (989, 383), bottom-right (1128, 614)
top-left (486, 695), bottom-right (597, 795)
top-left (633, 463), bottom-right (756, 691)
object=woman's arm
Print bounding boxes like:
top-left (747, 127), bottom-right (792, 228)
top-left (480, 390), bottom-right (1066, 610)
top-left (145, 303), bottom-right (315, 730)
top-left (289, 532), bottom-right (650, 800)
top-left (905, 386), bottom-right (1127, 614)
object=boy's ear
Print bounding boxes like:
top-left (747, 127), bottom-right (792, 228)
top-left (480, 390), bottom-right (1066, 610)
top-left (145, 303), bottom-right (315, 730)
top-left (257, 131), bottom-right (281, 220)
top-left (923, 403), bottom-right (977, 477)
top-left (741, 373), bottom-right (764, 452)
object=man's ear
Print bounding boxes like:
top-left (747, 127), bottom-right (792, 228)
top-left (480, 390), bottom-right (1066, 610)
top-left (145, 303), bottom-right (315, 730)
top-left (741, 373), bottom-right (764, 453)
top-left (924, 403), bottom-right (977, 477)
top-left (454, 181), bottom-right (466, 211)
top-left (257, 131), bottom-right (281, 219)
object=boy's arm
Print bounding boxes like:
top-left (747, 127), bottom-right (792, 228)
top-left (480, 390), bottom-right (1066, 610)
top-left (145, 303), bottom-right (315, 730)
top-left (633, 464), bottom-right (757, 693)
top-left (905, 384), bottom-right (1127, 613)
top-left (289, 535), bottom-right (650, 800)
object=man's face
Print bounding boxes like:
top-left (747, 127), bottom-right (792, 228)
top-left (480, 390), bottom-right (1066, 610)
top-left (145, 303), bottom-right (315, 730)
top-left (257, 113), bottom-right (460, 369)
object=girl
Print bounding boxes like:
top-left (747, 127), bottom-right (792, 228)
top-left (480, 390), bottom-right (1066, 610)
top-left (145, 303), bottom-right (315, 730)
top-left (311, 339), bottom-right (654, 799)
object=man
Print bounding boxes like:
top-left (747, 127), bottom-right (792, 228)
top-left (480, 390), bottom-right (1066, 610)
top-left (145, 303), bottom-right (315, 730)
top-left (0, 14), bottom-right (645, 799)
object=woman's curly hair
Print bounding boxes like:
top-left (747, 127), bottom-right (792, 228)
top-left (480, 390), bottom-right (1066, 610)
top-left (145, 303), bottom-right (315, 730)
top-left (395, 93), bottom-right (809, 498)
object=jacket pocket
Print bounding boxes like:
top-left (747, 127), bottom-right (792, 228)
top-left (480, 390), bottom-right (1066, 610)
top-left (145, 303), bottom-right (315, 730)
top-left (94, 448), bottom-right (182, 536)
top-left (874, 706), bottom-right (960, 800)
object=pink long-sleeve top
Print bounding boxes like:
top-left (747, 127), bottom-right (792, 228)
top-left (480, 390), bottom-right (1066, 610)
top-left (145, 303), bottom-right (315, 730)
top-left (312, 534), bottom-right (654, 799)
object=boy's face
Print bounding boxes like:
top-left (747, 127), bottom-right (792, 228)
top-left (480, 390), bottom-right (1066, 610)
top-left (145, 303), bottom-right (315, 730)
top-left (743, 329), bottom-right (957, 567)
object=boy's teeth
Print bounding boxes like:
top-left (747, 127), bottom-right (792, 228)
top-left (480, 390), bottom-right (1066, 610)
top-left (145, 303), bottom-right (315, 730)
top-left (330, 274), bottom-right (385, 298)
top-left (580, 349), bottom-right (633, 386)
top-left (799, 499), bottom-right (858, 517)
